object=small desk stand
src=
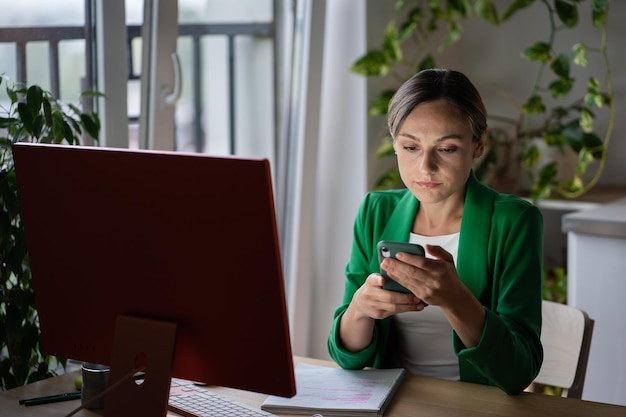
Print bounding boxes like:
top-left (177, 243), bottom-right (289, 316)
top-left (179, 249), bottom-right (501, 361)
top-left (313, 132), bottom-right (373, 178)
top-left (105, 315), bottom-right (177, 417)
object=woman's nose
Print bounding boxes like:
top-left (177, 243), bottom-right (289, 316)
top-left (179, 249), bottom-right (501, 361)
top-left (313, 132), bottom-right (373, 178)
top-left (418, 150), bottom-right (437, 173)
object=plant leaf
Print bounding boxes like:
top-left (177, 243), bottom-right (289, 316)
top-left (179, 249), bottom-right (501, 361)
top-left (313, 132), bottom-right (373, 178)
top-left (579, 108), bottom-right (593, 133)
top-left (550, 53), bottom-right (570, 78)
top-left (79, 90), bottom-right (107, 99)
top-left (398, 19), bottom-right (418, 43)
top-left (369, 90), bottom-right (396, 117)
top-left (351, 51), bottom-right (391, 77)
top-left (440, 20), bottom-right (464, 51)
top-left (548, 77), bottom-right (574, 99)
top-left (538, 161), bottom-right (558, 183)
top-left (67, 103), bottom-right (82, 117)
top-left (591, 0), bottom-right (609, 27)
top-left (393, 0), bottom-right (409, 15)
top-left (521, 95), bottom-right (546, 114)
top-left (80, 113), bottom-right (100, 140)
top-left (375, 168), bottom-right (402, 190)
top-left (398, 7), bottom-right (425, 42)
top-left (0, 117), bottom-right (18, 129)
top-left (383, 21), bottom-right (402, 62)
top-left (42, 97), bottom-right (53, 126)
top-left (523, 144), bottom-right (542, 167)
top-left (542, 130), bottom-right (564, 148)
top-left (563, 175), bottom-right (584, 193)
top-left (532, 181), bottom-right (552, 200)
top-left (576, 148), bottom-right (594, 174)
top-left (584, 77), bottom-right (608, 107)
top-left (32, 115), bottom-right (44, 139)
top-left (448, 0), bottom-right (471, 17)
top-left (502, 0), bottom-right (535, 21)
top-left (26, 85), bottom-right (43, 116)
top-left (16, 103), bottom-right (34, 136)
top-left (474, 0), bottom-right (499, 25)
top-left (581, 132), bottom-right (604, 159)
top-left (60, 120), bottom-right (74, 144)
top-left (572, 43), bottom-right (588, 67)
top-left (66, 116), bottom-right (82, 137)
top-left (555, 0), bottom-right (578, 28)
top-left (376, 136), bottom-right (395, 158)
top-left (562, 121), bottom-right (584, 153)
top-left (522, 42), bottom-right (551, 63)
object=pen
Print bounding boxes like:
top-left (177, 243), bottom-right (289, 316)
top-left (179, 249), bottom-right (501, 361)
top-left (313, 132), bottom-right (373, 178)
top-left (19, 391), bottom-right (82, 406)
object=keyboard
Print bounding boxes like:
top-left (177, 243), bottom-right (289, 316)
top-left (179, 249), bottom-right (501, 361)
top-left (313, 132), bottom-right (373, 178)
top-left (168, 378), bottom-right (278, 417)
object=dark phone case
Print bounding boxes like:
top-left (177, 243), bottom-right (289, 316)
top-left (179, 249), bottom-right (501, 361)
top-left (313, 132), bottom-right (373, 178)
top-left (377, 241), bottom-right (425, 294)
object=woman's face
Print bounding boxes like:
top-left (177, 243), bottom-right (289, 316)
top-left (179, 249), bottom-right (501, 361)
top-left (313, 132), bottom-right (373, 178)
top-left (393, 98), bottom-right (484, 206)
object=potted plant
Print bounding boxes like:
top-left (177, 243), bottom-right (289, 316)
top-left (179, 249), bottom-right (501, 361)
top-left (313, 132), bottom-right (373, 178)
top-left (0, 75), bottom-right (101, 390)
top-left (352, 0), bottom-right (613, 201)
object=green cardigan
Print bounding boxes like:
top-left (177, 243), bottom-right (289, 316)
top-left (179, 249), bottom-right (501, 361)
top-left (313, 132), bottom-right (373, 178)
top-left (327, 173), bottom-right (543, 395)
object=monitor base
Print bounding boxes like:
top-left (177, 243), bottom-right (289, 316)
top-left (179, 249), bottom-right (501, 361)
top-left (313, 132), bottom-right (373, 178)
top-left (105, 315), bottom-right (177, 417)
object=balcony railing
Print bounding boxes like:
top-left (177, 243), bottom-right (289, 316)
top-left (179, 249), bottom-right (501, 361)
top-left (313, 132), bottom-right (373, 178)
top-left (0, 21), bottom-right (274, 152)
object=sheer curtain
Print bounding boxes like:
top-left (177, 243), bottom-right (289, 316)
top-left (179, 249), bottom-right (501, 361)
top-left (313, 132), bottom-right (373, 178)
top-left (278, 0), bottom-right (367, 359)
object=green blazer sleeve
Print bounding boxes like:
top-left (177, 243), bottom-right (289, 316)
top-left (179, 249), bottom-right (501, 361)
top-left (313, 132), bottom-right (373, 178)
top-left (327, 173), bottom-right (543, 395)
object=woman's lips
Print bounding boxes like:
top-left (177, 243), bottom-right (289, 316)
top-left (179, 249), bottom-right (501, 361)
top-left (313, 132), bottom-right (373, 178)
top-left (417, 181), bottom-right (439, 189)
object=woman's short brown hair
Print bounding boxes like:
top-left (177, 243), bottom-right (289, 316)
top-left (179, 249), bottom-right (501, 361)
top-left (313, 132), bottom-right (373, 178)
top-left (387, 68), bottom-right (487, 142)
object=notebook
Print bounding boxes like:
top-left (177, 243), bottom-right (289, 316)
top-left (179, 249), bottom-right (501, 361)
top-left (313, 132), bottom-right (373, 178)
top-left (261, 363), bottom-right (406, 417)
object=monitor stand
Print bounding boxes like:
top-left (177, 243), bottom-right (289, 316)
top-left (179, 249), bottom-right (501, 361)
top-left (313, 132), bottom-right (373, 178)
top-left (104, 315), bottom-right (177, 417)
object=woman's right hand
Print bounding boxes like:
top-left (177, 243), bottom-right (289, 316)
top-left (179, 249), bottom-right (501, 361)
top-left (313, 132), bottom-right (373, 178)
top-left (338, 273), bottom-right (425, 352)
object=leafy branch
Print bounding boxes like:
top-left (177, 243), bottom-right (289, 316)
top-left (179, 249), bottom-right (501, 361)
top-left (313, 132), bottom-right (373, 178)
top-left (0, 75), bottom-right (101, 390)
top-left (351, 0), bottom-right (614, 200)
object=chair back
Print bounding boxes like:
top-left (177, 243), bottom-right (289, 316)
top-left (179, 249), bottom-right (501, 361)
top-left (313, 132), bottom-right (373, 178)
top-left (533, 300), bottom-right (594, 399)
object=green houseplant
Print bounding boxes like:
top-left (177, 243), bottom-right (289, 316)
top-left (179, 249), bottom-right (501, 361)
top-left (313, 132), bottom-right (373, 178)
top-left (353, 0), bottom-right (613, 200)
top-left (0, 75), bottom-right (101, 390)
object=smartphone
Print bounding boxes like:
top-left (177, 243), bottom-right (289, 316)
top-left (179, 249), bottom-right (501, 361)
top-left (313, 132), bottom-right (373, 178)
top-left (377, 240), bottom-right (425, 294)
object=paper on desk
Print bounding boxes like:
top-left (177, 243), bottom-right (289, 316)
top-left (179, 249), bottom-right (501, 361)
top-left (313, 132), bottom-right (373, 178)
top-left (261, 362), bottom-right (406, 417)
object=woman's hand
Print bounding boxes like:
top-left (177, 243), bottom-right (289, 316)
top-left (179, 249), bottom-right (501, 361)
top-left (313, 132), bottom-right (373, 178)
top-left (381, 244), bottom-right (486, 348)
top-left (380, 244), bottom-right (462, 308)
top-left (338, 273), bottom-right (425, 352)
top-left (352, 273), bottom-right (426, 320)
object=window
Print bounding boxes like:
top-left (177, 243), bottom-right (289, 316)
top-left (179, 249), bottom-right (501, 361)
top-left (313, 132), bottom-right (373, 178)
top-left (1, 0), bottom-right (277, 164)
top-left (123, 0), bottom-right (276, 163)
top-left (0, 0), bottom-right (86, 102)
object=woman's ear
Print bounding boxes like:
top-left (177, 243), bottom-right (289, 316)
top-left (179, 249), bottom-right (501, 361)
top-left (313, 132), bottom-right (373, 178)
top-left (473, 135), bottom-right (486, 158)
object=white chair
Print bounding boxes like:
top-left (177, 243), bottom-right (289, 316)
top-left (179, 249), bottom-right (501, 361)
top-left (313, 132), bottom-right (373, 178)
top-left (531, 300), bottom-right (594, 399)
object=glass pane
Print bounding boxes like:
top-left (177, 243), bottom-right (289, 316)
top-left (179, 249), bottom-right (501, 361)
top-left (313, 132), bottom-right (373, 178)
top-left (0, 0), bottom-right (86, 101)
top-left (126, 0), bottom-right (144, 24)
top-left (180, 0), bottom-right (271, 23)
top-left (126, 1), bottom-right (144, 148)
top-left (122, 0), bottom-right (274, 155)
top-left (0, 0), bottom-right (84, 26)
top-left (176, 0), bottom-right (275, 160)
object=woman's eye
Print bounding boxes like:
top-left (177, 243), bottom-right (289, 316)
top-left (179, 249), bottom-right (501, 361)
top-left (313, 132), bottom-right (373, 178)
top-left (439, 146), bottom-right (457, 153)
top-left (402, 145), bottom-right (417, 152)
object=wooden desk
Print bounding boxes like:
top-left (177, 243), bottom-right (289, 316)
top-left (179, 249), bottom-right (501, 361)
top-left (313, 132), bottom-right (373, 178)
top-left (1, 357), bottom-right (625, 417)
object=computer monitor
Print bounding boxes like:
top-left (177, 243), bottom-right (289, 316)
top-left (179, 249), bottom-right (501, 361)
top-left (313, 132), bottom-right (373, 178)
top-left (12, 142), bottom-right (296, 415)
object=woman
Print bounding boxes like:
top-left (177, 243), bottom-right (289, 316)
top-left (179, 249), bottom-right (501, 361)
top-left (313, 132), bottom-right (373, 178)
top-left (327, 68), bottom-right (543, 395)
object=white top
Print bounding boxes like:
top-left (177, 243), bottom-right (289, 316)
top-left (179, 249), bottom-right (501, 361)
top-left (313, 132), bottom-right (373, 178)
top-left (391, 232), bottom-right (460, 380)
